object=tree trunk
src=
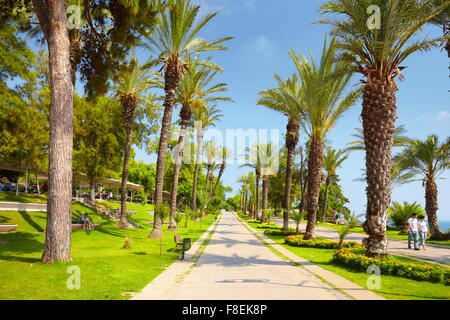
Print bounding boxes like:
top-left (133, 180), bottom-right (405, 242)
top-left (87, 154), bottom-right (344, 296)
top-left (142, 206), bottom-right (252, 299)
top-left (151, 63), bottom-right (181, 238)
top-left (361, 76), bottom-right (397, 257)
top-left (261, 175), bottom-right (269, 223)
top-left (321, 175), bottom-right (331, 223)
top-left (283, 118), bottom-right (299, 230)
top-left (89, 177), bottom-right (96, 203)
top-left (303, 136), bottom-right (324, 241)
top-left (255, 170), bottom-right (260, 220)
top-left (37, 0), bottom-right (74, 264)
top-left (169, 119), bottom-right (189, 231)
top-left (426, 178), bottom-right (450, 240)
top-left (119, 119), bottom-right (134, 229)
top-left (212, 163), bottom-right (225, 196)
top-left (191, 131), bottom-right (203, 211)
top-left (36, 174), bottom-right (40, 195)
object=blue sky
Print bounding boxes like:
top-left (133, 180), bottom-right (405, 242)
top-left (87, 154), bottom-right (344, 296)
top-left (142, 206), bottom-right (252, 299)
top-left (131, 0), bottom-right (449, 220)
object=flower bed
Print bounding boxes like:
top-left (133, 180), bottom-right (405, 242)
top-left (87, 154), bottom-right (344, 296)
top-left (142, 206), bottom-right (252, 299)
top-left (256, 223), bottom-right (282, 230)
top-left (264, 229), bottom-right (299, 236)
top-left (332, 247), bottom-right (450, 284)
top-left (284, 235), bottom-right (359, 249)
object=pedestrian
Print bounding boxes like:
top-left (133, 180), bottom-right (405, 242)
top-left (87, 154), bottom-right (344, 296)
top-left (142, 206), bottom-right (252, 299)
top-left (417, 215), bottom-right (429, 251)
top-left (407, 213), bottom-right (420, 251)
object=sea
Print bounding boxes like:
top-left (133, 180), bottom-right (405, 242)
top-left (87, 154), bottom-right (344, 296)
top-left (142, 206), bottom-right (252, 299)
top-left (439, 221), bottom-right (450, 232)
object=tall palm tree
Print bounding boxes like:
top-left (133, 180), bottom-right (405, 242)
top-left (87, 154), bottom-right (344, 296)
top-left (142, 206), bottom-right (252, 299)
top-left (394, 135), bottom-right (450, 240)
top-left (257, 74), bottom-right (303, 230)
top-left (168, 62), bottom-right (231, 230)
top-left (144, 0), bottom-right (232, 238)
top-left (319, 0), bottom-right (449, 256)
top-left (321, 148), bottom-right (349, 222)
top-left (290, 37), bottom-right (359, 241)
top-left (258, 143), bottom-right (279, 219)
top-left (114, 60), bottom-right (155, 228)
top-left (240, 144), bottom-right (263, 219)
top-left (212, 147), bottom-right (232, 196)
top-left (203, 140), bottom-right (219, 199)
top-left (191, 104), bottom-right (223, 210)
top-left (430, 0), bottom-right (450, 59)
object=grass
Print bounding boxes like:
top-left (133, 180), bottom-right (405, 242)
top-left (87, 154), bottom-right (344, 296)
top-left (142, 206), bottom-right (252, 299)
top-left (96, 201), bottom-right (155, 228)
top-left (0, 203), bottom-right (217, 300)
top-left (0, 191), bottom-right (48, 204)
top-left (243, 218), bottom-right (450, 300)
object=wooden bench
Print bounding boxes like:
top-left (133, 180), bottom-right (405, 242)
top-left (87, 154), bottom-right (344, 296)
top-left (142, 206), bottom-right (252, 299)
top-left (72, 223), bottom-right (100, 231)
top-left (174, 234), bottom-right (184, 249)
top-left (0, 224), bottom-right (18, 232)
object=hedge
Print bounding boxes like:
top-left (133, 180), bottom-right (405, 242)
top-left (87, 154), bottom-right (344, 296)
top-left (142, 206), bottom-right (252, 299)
top-left (264, 229), bottom-right (299, 236)
top-left (284, 235), bottom-right (359, 249)
top-left (332, 247), bottom-right (450, 284)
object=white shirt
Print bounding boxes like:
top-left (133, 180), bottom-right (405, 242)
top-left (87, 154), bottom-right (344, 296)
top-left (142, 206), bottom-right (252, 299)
top-left (407, 218), bottom-right (418, 232)
top-left (417, 220), bottom-right (428, 233)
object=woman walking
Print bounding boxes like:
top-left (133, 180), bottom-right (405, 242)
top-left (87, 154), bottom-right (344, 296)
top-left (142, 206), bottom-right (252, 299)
top-left (418, 215), bottom-right (430, 251)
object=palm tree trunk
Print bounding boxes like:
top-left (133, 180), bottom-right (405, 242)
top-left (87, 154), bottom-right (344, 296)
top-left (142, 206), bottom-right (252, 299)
top-left (205, 164), bottom-right (212, 193)
top-left (36, 174), bottom-right (40, 195)
top-left (151, 64), bottom-right (181, 238)
top-left (283, 118), bottom-right (299, 230)
top-left (192, 131), bottom-right (203, 211)
top-left (255, 170), bottom-right (260, 220)
top-left (119, 121), bottom-right (133, 228)
top-left (169, 122), bottom-right (188, 230)
top-left (361, 78), bottom-right (396, 257)
top-left (261, 175), bottom-right (269, 223)
top-left (212, 163), bottom-right (225, 196)
top-left (321, 175), bottom-right (331, 223)
top-left (303, 136), bottom-right (324, 241)
top-left (37, 0), bottom-right (74, 264)
top-left (208, 175), bottom-right (214, 199)
top-left (426, 178), bottom-right (449, 240)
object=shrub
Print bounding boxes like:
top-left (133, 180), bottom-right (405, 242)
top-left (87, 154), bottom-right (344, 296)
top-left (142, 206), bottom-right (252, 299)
top-left (285, 235), bottom-right (359, 249)
top-left (388, 201), bottom-right (425, 232)
top-left (264, 229), bottom-right (299, 236)
top-left (255, 223), bottom-right (281, 230)
top-left (332, 247), bottom-right (450, 284)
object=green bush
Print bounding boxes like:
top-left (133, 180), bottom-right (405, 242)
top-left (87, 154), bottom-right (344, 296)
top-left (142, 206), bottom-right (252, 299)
top-left (388, 201), bottom-right (425, 232)
top-left (264, 229), bottom-right (299, 236)
top-left (285, 235), bottom-right (359, 249)
top-left (332, 247), bottom-right (450, 284)
top-left (255, 223), bottom-right (281, 230)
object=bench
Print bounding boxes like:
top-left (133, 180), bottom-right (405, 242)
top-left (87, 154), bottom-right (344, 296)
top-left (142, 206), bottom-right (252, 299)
top-left (72, 223), bottom-right (100, 230)
top-left (0, 224), bottom-right (18, 232)
top-left (174, 235), bottom-right (192, 260)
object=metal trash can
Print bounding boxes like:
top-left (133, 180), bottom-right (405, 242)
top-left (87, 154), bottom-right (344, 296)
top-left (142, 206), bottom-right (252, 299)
top-left (181, 238), bottom-right (192, 260)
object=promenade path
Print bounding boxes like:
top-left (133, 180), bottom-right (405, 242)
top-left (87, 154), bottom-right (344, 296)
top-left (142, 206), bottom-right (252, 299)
top-left (271, 217), bottom-right (450, 266)
top-left (134, 212), bottom-right (384, 300)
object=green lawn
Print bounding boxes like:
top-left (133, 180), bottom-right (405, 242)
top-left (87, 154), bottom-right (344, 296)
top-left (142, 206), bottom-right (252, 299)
top-left (0, 191), bottom-right (48, 204)
top-left (244, 218), bottom-right (450, 300)
top-left (0, 204), bottom-right (217, 300)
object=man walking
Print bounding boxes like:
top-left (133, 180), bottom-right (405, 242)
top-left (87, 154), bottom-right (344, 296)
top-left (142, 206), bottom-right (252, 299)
top-left (407, 213), bottom-right (420, 251)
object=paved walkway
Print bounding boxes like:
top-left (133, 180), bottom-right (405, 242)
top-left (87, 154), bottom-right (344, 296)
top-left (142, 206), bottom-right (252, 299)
top-left (134, 212), bottom-right (384, 300)
top-left (0, 201), bottom-right (47, 212)
top-left (271, 217), bottom-right (450, 266)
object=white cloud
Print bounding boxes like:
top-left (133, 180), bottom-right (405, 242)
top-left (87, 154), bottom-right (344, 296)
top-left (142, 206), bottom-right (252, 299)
top-left (252, 35), bottom-right (275, 58)
top-left (437, 110), bottom-right (450, 121)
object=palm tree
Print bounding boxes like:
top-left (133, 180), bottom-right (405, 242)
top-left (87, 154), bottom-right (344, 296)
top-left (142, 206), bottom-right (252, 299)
top-left (430, 0), bottom-right (450, 59)
top-left (388, 201), bottom-right (426, 233)
top-left (394, 135), bottom-right (450, 240)
top-left (114, 60), bottom-right (155, 228)
top-left (320, 0), bottom-right (449, 256)
top-left (144, 0), bottom-right (232, 238)
top-left (240, 144), bottom-right (263, 220)
top-left (203, 140), bottom-right (219, 194)
top-left (191, 104), bottom-right (223, 210)
top-left (290, 38), bottom-right (359, 241)
top-left (168, 62), bottom-right (231, 230)
top-left (212, 147), bottom-right (233, 196)
top-left (259, 143), bottom-right (279, 220)
top-left (257, 74), bottom-right (303, 230)
top-left (321, 148), bottom-right (349, 222)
